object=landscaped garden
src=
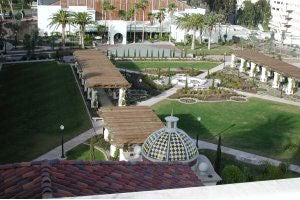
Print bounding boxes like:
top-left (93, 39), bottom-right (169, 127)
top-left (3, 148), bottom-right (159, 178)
top-left (153, 98), bottom-right (300, 165)
top-left (0, 62), bottom-right (91, 164)
top-left (115, 60), bottom-right (220, 71)
top-left (66, 144), bottom-right (106, 161)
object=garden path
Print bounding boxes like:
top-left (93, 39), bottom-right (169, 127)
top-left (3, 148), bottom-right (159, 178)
top-left (137, 62), bottom-right (230, 106)
top-left (33, 128), bottom-right (97, 161)
top-left (196, 139), bottom-right (300, 173)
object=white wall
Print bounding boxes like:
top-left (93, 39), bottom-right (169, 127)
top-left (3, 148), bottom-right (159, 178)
top-left (37, 5), bottom-right (95, 35)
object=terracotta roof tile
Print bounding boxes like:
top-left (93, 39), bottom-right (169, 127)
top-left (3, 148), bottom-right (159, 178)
top-left (0, 160), bottom-right (202, 198)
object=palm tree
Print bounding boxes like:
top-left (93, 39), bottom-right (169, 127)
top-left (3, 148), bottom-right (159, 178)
top-left (168, 2), bottom-right (176, 42)
top-left (127, 7), bottom-right (135, 42)
top-left (196, 14), bottom-right (205, 45)
top-left (133, 3), bottom-right (138, 43)
top-left (102, 0), bottom-right (110, 25)
top-left (176, 13), bottom-right (199, 50)
top-left (148, 11), bottom-right (155, 39)
top-left (48, 9), bottom-right (72, 48)
top-left (72, 12), bottom-right (93, 49)
top-left (118, 9), bottom-right (126, 20)
top-left (137, 0), bottom-right (149, 42)
top-left (156, 8), bottom-right (166, 38)
top-left (206, 13), bottom-right (219, 50)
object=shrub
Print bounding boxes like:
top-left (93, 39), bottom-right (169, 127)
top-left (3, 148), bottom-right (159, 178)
top-left (94, 135), bottom-right (110, 151)
top-left (221, 165), bottom-right (243, 184)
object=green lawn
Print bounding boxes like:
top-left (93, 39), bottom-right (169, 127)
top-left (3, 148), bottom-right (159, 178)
top-left (115, 61), bottom-right (220, 71)
top-left (175, 44), bottom-right (233, 55)
top-left (0, 62), bottom-right (91, 164)
top-left (153, 98), bottom-right (300, 165)
top-left (66, 144), bottom-right (106, 161)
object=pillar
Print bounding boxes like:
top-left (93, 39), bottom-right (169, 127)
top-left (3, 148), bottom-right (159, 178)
top-left (104, 128), bottom-right (110, 142)
top-left (239, 58), bottom-right (245, 72)
top-left (91, 88), bottom-right (98, 108)
top-left (230, 54), bottom-right (236, 68)
top-left (260, 67), bottom-right (267, 82)
top-left (81, 77), bottom-right (85, 86)
top-left (110, 144), bottom-right (117, 157)
top-left (272, 72), bottom-right (280, 88)
top-left (285, 77), bottom-right (294, 95)
top-left (87, 88), bottom-right (92, 100)
top-left (118, 88), bottom-right (126, 106)
top-left (249, 62), bottom-right (256, 77)
top-left (119, 148), bottom-right (126, 161)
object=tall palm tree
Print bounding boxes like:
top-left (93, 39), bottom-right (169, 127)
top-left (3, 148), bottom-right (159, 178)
top-left (102, 0), bottom-right (110, 25)
top-left (108, 4), bottom-right (116, 20)
top-left (133, 3), bottom-right (138, 43)
top-left (72, 12), bottom-right (93, 49)
top-left (196, 14), bottom-right (205, 45)
top-left (176, 13), bottom-right (199, 50)
top-left (127, 7), bottom-right (135, 42)
top-left (156, 8), bottom-right (166, 38)
top-left (148, 11), bottom-right (155, 39)
top-left (206, 13), bottom-right (218, 50)
top-left (168, 2), bottom-right (176, 42)
top-left (137, 0), bottom-right (149, 42)
top-left (48, 9), bottom-right (72, 48)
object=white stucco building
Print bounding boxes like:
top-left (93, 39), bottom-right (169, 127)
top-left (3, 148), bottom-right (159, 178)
top-left (269, 0), bottom-right (300, 46)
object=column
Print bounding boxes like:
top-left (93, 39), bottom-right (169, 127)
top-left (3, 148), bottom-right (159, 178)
top-left (110, 144), bottom-right (117, 157)
top-left (239, 58), bottom-right (245, 72)
top-left (285, 77), bottom-right (294, 95)
top-left (81, 77), bottom-right (85, 86)
top-left (84, 84), bottom-right (88, 92)
top-left (260, 67), bottom-right (267, 82)
top-left (118, 88), bottom-right (126, 106)
top-left (104, 128), bottom-right (110, 142)
top-left (91, 89), bottom-right (98, 108)
top-left (249, 62), bottom-right (256, 77)
top-left (230, 54), bottom-right (235, 68)
top-left (87, 88), bottom-right (92, 100)
top-left (272, 72), bottom-right (280, 88)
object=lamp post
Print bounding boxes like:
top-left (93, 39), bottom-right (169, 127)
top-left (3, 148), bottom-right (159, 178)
top-left (196, 117), bottom-right (201, 148)
top-left (14, 31), bottom-right (17, 49)
top-left (60, 125), bottom-right (65, 158)
top-left (223, 53), bottom-right (226, 67)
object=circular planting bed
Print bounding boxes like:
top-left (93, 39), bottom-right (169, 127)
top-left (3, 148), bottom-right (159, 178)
top-left (179, 97), bottom-right (198, 104)
top-left (230, 96), bottom-right (248, 102)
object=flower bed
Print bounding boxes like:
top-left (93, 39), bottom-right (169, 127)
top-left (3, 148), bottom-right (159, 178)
top-left (179, 97), bottom-right (198, 104)
top-left (230, 96), bottom-right (248, 102)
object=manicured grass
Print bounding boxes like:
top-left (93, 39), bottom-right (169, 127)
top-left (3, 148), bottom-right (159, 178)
top-left (66, 144), bottom-right (106, 161)
top-left (115, 61), bottom-right (220, 71)
top-left (176, 44), bottom-right (233, 55)
top-left (0, 62), bottom-right (91, 164)
top-left (153, 98), bottom-right (300, 165)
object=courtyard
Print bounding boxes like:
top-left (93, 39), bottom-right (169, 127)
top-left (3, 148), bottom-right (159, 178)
top-left (153, 98), bottom-right (300, 165)
top-left (0, 62), bottom-right (91, 164)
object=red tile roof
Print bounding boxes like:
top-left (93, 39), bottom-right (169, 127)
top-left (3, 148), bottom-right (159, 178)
top-left (0, 160), bottom-right (202, 198)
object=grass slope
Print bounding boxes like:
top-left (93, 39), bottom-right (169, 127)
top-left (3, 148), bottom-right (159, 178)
top-left (153, 98), bottom-right (300, 164)
top-left (115, 61), bottom-right (219, 71)
top-left (0, 62), bottom-right (91, 164)
top-left (66, 144), bottom-right (106, 161)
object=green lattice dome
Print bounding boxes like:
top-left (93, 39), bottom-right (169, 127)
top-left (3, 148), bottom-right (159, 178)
top-left (142, 115), bottom-right (199, 162)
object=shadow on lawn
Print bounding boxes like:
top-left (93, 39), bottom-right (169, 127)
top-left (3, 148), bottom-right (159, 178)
top-left (116, 61), bottom-right (140, 71)
top-left (225, 114), bottom-right (298, 161)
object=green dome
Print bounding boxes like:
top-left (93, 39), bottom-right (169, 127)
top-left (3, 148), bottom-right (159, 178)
top-left (142, 115), bottom-right (199, 162)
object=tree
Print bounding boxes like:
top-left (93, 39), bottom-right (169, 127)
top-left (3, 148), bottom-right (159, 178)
top-left (221, 165), bottom-right (243, 184)
top-left (102, 0), bottom-right (110, 24)
top-left (205, 13), bottom-right (218, 50)
top-left (6, 0), bottom-right (14, 19)
top-left (23, 28), bottom-right (39, 59)
top-left (108, 3), bottom-right (116, 20)
top-left (133, 3), bottom-right (138, 43)
top-left (48, 9), bottom-right (72, 48)
top-left (168, 2), bottom-right (176, 42)
top-left (118, 9), bottom-right (126, 20)
top-left (137, 0), bottom-right (148, 42)
top-left (223, 0), bottom-right (237, 22)
top-left (97, 24), bottom-right (106, 42)
top-left (156, 8), bottom-right (166, 38)
top-left (127, 7), bottom-right (135, 42)
top-left (214, 135), bottom-right (222, 174)
top-left (72, 12), bottom-right (93, 49)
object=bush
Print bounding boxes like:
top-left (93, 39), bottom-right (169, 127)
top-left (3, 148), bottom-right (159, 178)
top-left (221, 165), bottom-right (243, 184)
top-left (94, 135), bottom-right (110, 151)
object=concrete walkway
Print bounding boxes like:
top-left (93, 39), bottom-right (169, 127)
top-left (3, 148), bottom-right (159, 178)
top-left (233, 89), bottom-right (300, 107)
top-left (137, 62), bottom-right (230, 106)
top-left (34, 128), bottom-right (97, 161)
top-left (195, 139), bottom-right (300, 173)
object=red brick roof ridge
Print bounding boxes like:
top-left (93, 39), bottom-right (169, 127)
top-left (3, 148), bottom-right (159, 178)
top-left (41, 160), bottom-right (53, 199)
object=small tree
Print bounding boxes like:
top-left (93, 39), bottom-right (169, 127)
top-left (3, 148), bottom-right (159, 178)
top-left (214, 135), bottom-right (222, 174)
top-left (157, 68), bottom-right (161, 78)
top-left (146, 49), bottom-right (149, 57)
top-left (221, 165), bottom-right (243, 184)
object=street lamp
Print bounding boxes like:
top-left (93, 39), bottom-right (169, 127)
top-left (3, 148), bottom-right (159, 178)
top-left (196, 117), bottom-right (201, 148)
top-left (14, 31), bottom-right (17, 49)
top-left (223, 53), bottom-right (226, 67)
top-left (60, 124), bottom-right (65, 158)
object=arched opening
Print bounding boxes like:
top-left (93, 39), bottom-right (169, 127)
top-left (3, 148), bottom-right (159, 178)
top-left (114, 33), bottom-right (123, 44)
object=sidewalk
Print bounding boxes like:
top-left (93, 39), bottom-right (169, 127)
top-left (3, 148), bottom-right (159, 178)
top-left (34, 128), bottom-right (97, 161)
top-left (195, 139), bottom-right (300, 173)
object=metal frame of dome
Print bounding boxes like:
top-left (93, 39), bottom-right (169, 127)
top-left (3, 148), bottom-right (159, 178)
top-left (142, 115), bottom-right (199, 163)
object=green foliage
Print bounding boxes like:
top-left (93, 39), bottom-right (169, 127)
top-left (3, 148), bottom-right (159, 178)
top-left (221, 165), bottom-right (243, 184)
top-left (112, 148), bottom-right (120, 160)
top-left (89, 136), bottom-right (96, 161)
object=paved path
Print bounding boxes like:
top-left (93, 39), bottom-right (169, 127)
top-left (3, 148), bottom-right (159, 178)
top-left (34, 128), bottom-right (97, 161)
top-left (137, 62), bottom-right (230, 106)
top-left (195, 139), bottom-right (300, 173)
top-left (233, 90), bottom-right (300, 107)
top-left (98, 89), bottom-right (113, 106)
